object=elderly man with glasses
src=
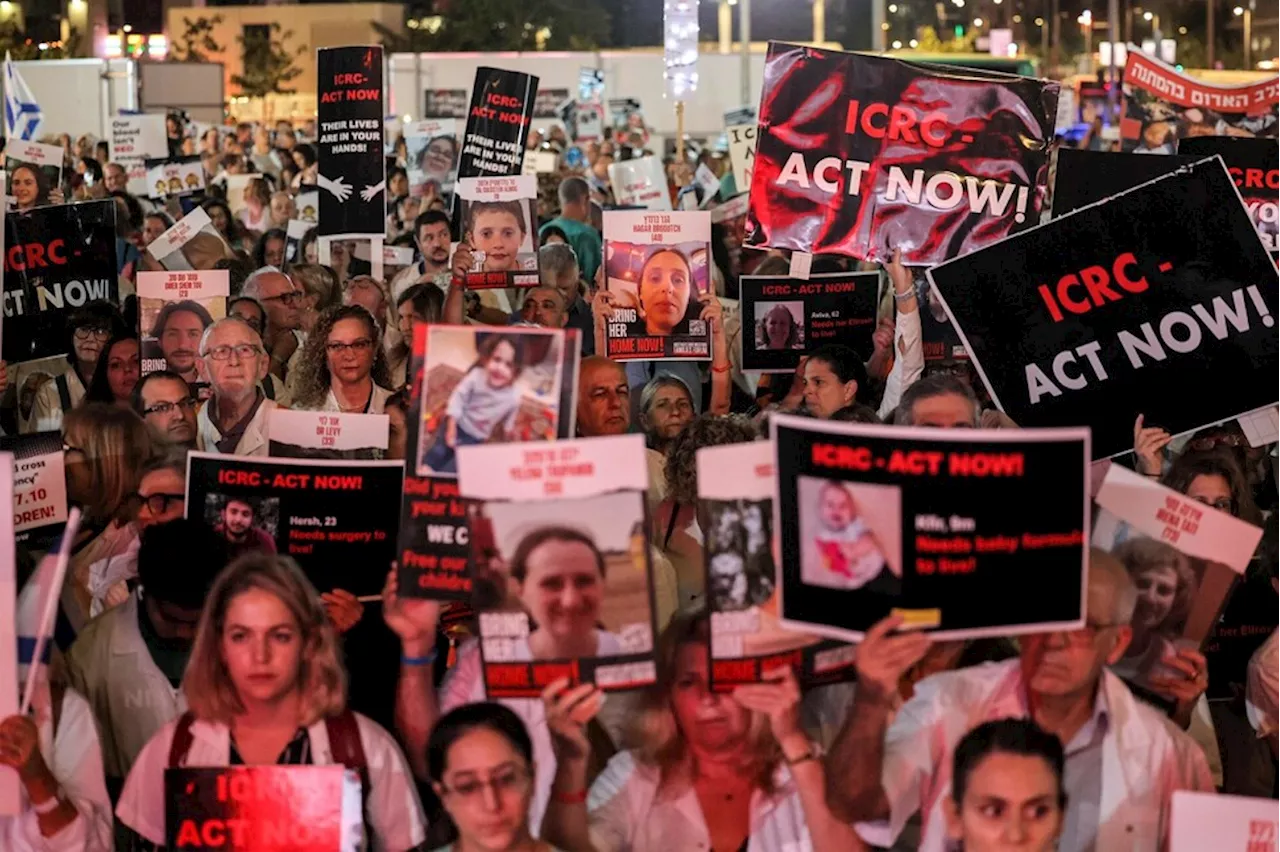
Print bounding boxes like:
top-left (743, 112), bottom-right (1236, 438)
top-left (241, 266), bottom-right (305, 383)
top-left (193, 316), bottom-right (279, 456)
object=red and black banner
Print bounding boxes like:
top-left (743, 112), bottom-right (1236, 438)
top-left (165, 766), bottom-right (354, 851)
top-left (457, 67), bottom-right (539, 181)
top-left (927, 157), bottom-right (1279, 460)
top-left (744, 42), bottom-right (1059, 265)
top-left (738, 272), bottom-right (878, 372)
top-left (3, 199), bottom-right (118, 364)
top-left (317, 46), bottom-right (386, 239)
top-left (1178, 136), bottom-right (1278, 256)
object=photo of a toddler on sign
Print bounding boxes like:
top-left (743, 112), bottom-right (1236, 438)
top-left (457, 175), bottom-right (539, 289)
top-left (799, 477), bottom-right (901, 594)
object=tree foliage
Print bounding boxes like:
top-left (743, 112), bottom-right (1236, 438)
top-left (231, 22), bottom-right (306, 98)
top-left (170, 15), bottom-right (225, 62)
top-left (0, 23), bottom-right (81, 60)
top-left (374, 0), bottom-right (610, 53)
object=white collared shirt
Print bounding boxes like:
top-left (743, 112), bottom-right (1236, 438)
top-left (320, 383), bottom-right (394, 414)
top-left (195, 396), bottom-right (277, 457)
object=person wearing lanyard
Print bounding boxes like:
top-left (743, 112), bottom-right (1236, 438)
top-left (288, 304), bottom-right (395, 414)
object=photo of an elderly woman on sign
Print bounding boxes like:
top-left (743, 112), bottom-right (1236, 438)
top-left (1109, 537), bottom-right (1202, 685)
top-left (755, 301), bottom-right (805, 351)
top-left (471, 490), bottom-right (655, 663)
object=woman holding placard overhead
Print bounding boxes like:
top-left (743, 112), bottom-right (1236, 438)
top-left (116, 553), bottom-right (426, 850)
top-left (540, 610), bottom-right (866, 852)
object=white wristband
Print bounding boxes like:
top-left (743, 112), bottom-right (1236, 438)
top-left (31, 791), bottom-right (62, 815)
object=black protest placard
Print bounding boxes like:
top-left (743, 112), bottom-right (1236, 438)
top-left (1052, 149), bottom-right (1195, 217)
top-left (165, 766), bottom-right (357, 851)
top-left (317, 45), bottom-right (386, 239)
top-left (457, 67), bottom-right (539, 181)
top-left (424, 89), bottom-right (469, 120)
top-left (927, 157), bottom-right (1279, 460)
top-left (739, 272), bottom-right (878, 372)
top-left (772, 414), bottom-right (1089, 641)
top-left (185, 452), bottom-right (402, 596)
top-left (914, 267), bottom-right (968, 363)
top-left (1178, 137), bottom-right (1279, 255)
top-left (3, 200), bottom-right (118, 364)
top-left (699, 441), bottom-right (856, 690)
top-left (744, 42), bottom-right (1059, 265)
top-left (0, 432), bottom-right (67, 550)
top-left (534, 88), bottom-right (571, 119)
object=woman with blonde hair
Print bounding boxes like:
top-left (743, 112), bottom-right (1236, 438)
top-left (237, 176), bottom-right (273, 235)
top-left (540, 609), bottom-right (865, 852)
top-left (1112, 537), bottom-right (1200, 685)
top-left (289, 304), bottom-right (395, 413)
top-left (288, 263), bottom-right (342, 334)
top-left (117, 553), bottom-right (427, 850)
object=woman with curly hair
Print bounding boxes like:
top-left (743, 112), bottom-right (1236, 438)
top-left (1161, 448), bottom-right (1263, 525)
top-left (289, 304), bottom-right (395, 413)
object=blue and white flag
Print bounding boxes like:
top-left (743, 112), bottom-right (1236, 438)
top-left (16, 506), bottom-right (81, 714)
top-left (4, 52), bottom-right (43, 141)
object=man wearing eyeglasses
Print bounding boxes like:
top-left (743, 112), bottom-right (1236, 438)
top-left (132, 371), bottom-right (198, 449)
top-left (241, 267), bottom-right (304, 384)
top-left (194, 317), bottom-right (279, 457)
top-left (824, 550), bottom-right (1213, 852)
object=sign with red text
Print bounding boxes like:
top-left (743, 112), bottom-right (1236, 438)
top-left (1178, 136), bottom-right (1279, 255)
top-left (137, 269), bottom-right (228, 379)
top-left (602, 209), bottom-right (712, 361)
top-left (5, 140), bottom-right (62, 209)
top-left (267, 408), bottom-right (389, 460)
top-left (165, 766), bottom-right (361, 851)
top-left (111, 114), bottom-right (167, 198)
top-left (317, 46), bottom-right (386, 239)
top-left (456, 175), bottom-right (539, 289)
top-left (456, 434), bottom-right (658, 698)
top-left (0, 432), bottom-right (67, 550)
top-left (1170, 791), bottom-right (1278, 852)
top-left (147, 207), bottom-right (233, 272)
top-left (927, 157), bottom-right (1279, 460)
top-left (744, 42), bottom-right (1059, 265)
top-left (738, 272), bottom-right (878, 372)
top-left (1121, 51), bottom-right (1278, 153)
top-left (698, 441), bottom-right (856, 689)
top-left (185, 452), bottom-right (402, 596)
top-left (771, 414), bottom-right (1089, 642)
top-left (727, 124), bottom-right (756, 194)
top-left (457, 67), bottom-right (538, 181)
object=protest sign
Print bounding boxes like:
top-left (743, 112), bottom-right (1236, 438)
top-left (602, 209), bottom-right (713, 361)
top-left (913, 267), bottom-right (968, 363)
top-left (414, 324), bottom-right (579, 478)
top-left (570, 101), bottom-right (605, 142)
top-left (457, 434), bottom-right (658, 698)
top-left (144, 156), bottom-right (206, 199)
top-left (1093, 465), bottom-right (1261, 702)
top-left (1169, 791), bottom-right (1278, 852)
top-left (607, 156), bottom-right (671, 210)
top-left (111, 114), bottom-right (167, 197)
top-left (3, 199), bottom-right (118, 364)
top-left (404, 118), bottom-right (459, 199)
top-left (744, 42), bottom-right (1059, 265)
top-left (663, 0), bottom-right (698, 99)
top-left (579, 67), bottom-right (605, 102)
top-left (268, 408), bottom-right (389, 460)
top-left (316, 46), bottom-right (386, 240)
top-left (295, 187), bottom-right (319, 224)
top-left (165, 766), bottom-right (361, 851)
top-left (698, 441), bottom-right (856, 689)
top-left (1121, 50), bottom-right (1278, 153)
top-left (455, 175), bottom-right (539, 289)
top-left (285, 219), bottom-right (310, 264)
top-left (771, 414), bottom-right (1089, 641)
top-left (424, 89), bottom-right (469, 119)
top-left (534, 87), bottom-right (571, 119)
top-left (1178, 136), bottom-right (1279, 254)
top-left (726, 123), bottom-right (755, 193)
top-left (136, 270), bottom-right (228, 387)
top-left (5, 140), bottom-right (62, 209)
top-left (457, 67), bottom-right (538, 181)
top-left (927, 157), bottom-right (1279, 460)
top-left (0, 454), bottom-right (12, 815)
top-left (1051, 148), bottom-right (1194, 217)
top-left (185, 452), bottom-right (403, 596)
top-left (738, 272), bottom-right (878, 372)
top-left (147, 206), bottom-right (234, 271)
top-left (0, 432), bottom-right (68, 550)
top-left (609, 97), bottom-right (642, 131)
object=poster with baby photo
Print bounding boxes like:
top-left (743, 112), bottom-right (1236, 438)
top-left (414, 324), bottom-right (580, 479)
top-left (456, 175), bottom-right (539, 289)
top-left (698, 441), bottom-right (857, 690)
top-left (6, 140), bottom-right (62, 210)
top-left (136, 270), bottom-right (228, 386)
top-left (457, 434), bottom-right (658, 697)
top-left (738, 272), bottom-right (879, 373)
top-left (602, 209), bottom-right (713, 361)
top-left (144, 156), bottom-right (206, 199)
top-left (772, 413), bottom-right (1091, 642)
top-left (405, 119), bottom-right (459, 199)
top-left (1091, 464), bottom-right (1261, 706)
top-left (146, 207), bottom-right (234, 272)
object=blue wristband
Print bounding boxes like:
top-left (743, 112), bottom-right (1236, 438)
top-left (401, 649), bottom-right (438, 667)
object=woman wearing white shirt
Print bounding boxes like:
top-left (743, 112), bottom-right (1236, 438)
top-left (0, 685), bottom-right (113, 852)
top-left (236, 177), bottom-right (273, 235)
top-left (540, 610), bottom-right (865, 852)
top-left (117, 553), bottom-right (426, 850)
top-left (289, 305), bottom-right (395, 414)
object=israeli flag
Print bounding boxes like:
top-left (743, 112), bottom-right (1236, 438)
top-left (16, 507), bottom-right (81, 714)
top-left (4, 52), bottom-right (43, 141)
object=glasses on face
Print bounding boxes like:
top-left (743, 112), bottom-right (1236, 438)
top-left (262, 290), bottom-right (303, 305)
top-left (439, 765), bottom-right (531, 803)
top-left (326, 338), bottom-right (374, 355)
top-left (203, 343), bottom-right (264, 361)
top-left (132, 492), bottom-right (185, 516)
top-left (1188, 434), bottom-right (1244, 451)
top-left (143, 398), bottom-right (197, 417)
top-left (73, 326), bottom-right (111, 342)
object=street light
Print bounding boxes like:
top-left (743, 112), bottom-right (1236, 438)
top-left (1143, 10), bottom-right (1153, 20)
top-left (974, 17), bottom-right (984, 26)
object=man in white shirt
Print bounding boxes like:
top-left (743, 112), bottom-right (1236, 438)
top-left (824, 549), bottom-right (1214, 852)
top-left (390, 210), bottom-right (453, 300)
top-left (194, 317), bottom-right (277, 456)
